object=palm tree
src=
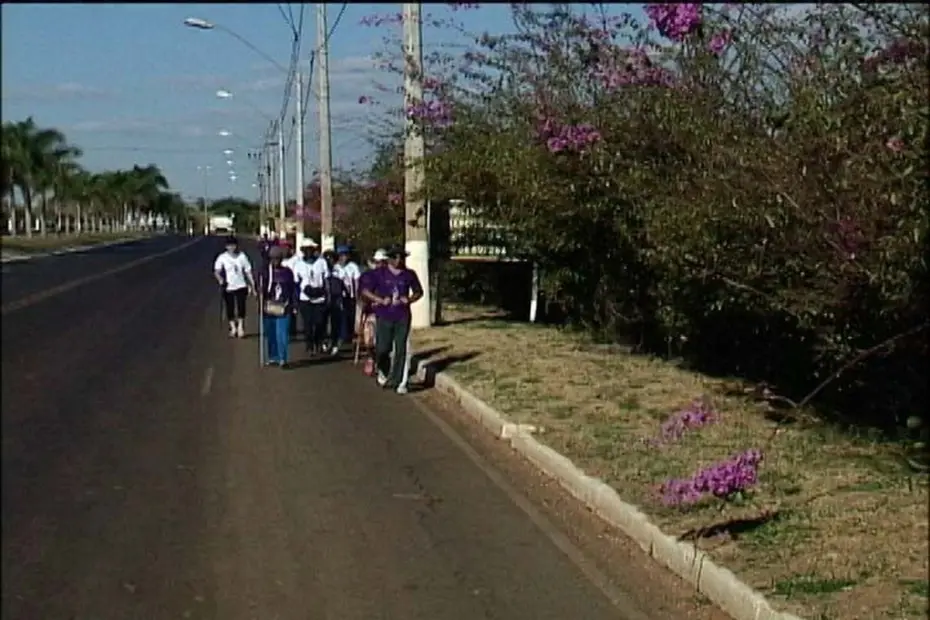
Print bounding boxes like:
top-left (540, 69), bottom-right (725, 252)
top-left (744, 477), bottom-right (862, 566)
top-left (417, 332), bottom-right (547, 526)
top-left (3, 117), bottom-right (79, 238)
top-left (126, 164), bottom-right (169, 229)
top-left (3, 117), bottom-right (179, 238)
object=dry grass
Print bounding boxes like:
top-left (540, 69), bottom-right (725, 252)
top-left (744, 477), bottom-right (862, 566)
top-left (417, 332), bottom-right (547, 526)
top-left (414, 304), bottom-right (929, 620)
top-left (1, 231), bottom-right (150, 253)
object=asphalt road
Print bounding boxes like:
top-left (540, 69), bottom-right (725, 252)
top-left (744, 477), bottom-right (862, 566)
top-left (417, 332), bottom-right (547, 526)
top-left (1, 236), bottom-right (653, 620)
top-left (0, 234), bottom-right (195, 308)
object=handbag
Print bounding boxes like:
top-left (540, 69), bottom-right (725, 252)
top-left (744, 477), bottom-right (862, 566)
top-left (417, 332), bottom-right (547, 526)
top-left (263, 265), bottom-right (288, 316)
top-left (264, 300), bottom-right (287, 316)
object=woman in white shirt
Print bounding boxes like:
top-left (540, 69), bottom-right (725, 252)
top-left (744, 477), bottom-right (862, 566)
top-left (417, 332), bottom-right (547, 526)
top-left (213, 236), bottom-right (255, 338)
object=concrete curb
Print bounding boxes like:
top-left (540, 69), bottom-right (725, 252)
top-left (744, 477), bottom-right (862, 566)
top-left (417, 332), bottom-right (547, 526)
top-left (414, 357), bottom-right (804, 620)
top-left (0, 235), bottom-right (156, 264)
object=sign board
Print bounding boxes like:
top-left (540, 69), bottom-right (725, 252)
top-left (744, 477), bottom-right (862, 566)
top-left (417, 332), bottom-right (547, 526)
top-left (429, 199), bottom-right (523, 261)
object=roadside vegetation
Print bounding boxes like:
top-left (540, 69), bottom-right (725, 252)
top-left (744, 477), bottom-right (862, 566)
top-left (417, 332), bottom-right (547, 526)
top-left (1, 118), bottom-right (190, 239)
top-left (328, 4), bottom-right (928, 619)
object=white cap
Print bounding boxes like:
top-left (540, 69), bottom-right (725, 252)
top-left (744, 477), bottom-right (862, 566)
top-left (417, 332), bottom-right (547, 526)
top-left (373, 249), bottom-right (388, 261)
top-left (300, 238), bottom-right (319, 248)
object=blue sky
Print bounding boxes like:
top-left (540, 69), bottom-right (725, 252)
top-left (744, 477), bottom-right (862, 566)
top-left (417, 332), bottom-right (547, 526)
top-left (2, 3), bottom-right (644, 202)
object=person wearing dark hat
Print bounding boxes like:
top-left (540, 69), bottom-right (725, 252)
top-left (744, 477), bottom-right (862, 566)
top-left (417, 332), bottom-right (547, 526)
top-left (213, 235), bottom-right (255, 338)
top-left (359, 244), bottom-right (423, 393)
top-left (333, 245), bottom-right (361, 349)
top-left (259, 245), bottom-right (297, 368)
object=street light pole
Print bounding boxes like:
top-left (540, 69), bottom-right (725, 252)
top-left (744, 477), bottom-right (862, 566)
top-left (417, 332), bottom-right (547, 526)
top-left (403, 2), bottom-right (431, 329)
top-left (317, 2), bottom-right (335, 252)
top-left (295, 71), bottom-right (306, 239)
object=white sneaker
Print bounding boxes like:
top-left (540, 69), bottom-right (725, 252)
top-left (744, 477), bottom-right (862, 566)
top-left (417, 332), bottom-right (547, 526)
top-left (228, 325), bottom-right (237, 337)
top-left (236, 325), bottom-right (245, 338)
top-left (376, 372), bottom-right (388, 387)
top-left (395, 385), bottom-right (408, 395)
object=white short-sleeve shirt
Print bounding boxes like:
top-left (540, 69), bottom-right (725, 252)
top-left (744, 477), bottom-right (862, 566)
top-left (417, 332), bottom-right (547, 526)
top-left (333, 261), bottom-right (361, 298)
top-left (293, 256), bottom-right (331, 303)
top-left (213, 251), bottom-right (253, 291)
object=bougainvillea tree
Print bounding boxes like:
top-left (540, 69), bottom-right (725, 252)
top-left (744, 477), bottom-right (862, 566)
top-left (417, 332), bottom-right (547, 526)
top-left (348, 3), bottom-right (928, 430)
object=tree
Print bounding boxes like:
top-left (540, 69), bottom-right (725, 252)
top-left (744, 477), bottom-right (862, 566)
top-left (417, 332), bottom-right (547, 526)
top-left (2, 117), bottom-right (183, 236)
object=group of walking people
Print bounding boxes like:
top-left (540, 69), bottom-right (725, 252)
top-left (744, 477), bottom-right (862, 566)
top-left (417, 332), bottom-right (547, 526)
top-left (213, 234), bottom-right (423, 394)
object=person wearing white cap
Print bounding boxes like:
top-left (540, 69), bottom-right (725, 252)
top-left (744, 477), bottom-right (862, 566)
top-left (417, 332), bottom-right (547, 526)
top-left (291, 237), bottom-right (330, 355)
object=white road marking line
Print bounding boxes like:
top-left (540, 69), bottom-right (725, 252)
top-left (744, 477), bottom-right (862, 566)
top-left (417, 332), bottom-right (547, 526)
top-left (200, 366), bottom-right (214, 396)
top-left (0, 237), bottom-right (203, 315)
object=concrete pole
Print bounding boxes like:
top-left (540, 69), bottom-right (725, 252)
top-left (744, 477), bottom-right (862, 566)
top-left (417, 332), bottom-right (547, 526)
top-left (295, 71), bottom-right (306, 242)
top-left (317, 1), bottom-right (335, 251)
top-left (277, 120), bottom-right (286, 235)
top-left (403, 2), bottom-right (431, 329)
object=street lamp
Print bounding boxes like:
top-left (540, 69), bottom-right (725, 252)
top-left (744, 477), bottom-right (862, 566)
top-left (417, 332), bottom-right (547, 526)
top-left (182, 17), bottom-right (291, 75)
top-left (183, 17), bottom-right (214, 30)
top-left (218, 129), bottom-right (231, 137)
top-left (223, 149), bottom-right (234, 156)
top-left (183, 15), bottom-right (295, 237)
top-left (215, 88), bottom-right (274, 123)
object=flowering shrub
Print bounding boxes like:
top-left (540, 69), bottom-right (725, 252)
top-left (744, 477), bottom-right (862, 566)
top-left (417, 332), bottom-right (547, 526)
top-left (660, 449), bottom-right (763, 507)
top-left (350, 4), bottom-right (929, 430)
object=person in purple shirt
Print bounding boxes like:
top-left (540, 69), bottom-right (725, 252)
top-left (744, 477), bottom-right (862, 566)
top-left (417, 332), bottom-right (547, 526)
top-left (259, 245), bottom-right (298, 368)
top-left (359, 245), bottom-right (423, 393)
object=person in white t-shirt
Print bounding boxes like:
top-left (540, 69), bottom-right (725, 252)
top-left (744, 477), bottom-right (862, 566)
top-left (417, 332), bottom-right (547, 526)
top-left (291, 238), bottom-right (330, 355)
top-left (332, 245), bottom-right (361, 347)
top-left (213, 236), bottom-right (255, 338)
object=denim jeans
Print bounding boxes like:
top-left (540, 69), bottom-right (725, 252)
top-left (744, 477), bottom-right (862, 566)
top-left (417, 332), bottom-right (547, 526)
top-left (263, 314), bottom-right (292, 363)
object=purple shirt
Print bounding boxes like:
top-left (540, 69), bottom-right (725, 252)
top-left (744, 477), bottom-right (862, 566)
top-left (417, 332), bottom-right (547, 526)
top-left (259, 264), bottom-right (297, 311)
top-left (363, 266), bottom-right (423, 322)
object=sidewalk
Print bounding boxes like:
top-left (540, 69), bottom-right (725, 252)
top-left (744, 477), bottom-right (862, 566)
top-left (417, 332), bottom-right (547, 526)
top-left (411, 304), bottom-right (929, 620)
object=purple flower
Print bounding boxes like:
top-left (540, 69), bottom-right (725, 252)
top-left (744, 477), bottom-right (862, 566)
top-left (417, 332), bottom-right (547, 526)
top-left (645, 4), bottom-right (702, 42)
top-left (708, 29), bottom-right (732, 56)
top-left (660, 449), bottom-right (763, 507)
top-left (388, 192), bottom-right (403, 206)
top-left (655, 400), bottom-right (718, 444)
top-left (538, 119), bottom-right (602, 154)
top-left (406, 99), bottom-right (454, 127)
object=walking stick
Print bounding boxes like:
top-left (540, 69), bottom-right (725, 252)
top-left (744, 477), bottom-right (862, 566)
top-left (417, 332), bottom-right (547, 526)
top-left (258, 290), bottom-right (265, 367)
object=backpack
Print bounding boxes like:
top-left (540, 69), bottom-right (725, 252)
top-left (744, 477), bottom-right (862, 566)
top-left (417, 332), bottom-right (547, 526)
top-left (326, 274), bottom-right (346, 308)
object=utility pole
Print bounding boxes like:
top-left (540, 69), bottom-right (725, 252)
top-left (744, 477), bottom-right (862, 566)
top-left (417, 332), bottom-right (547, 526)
top-left (277, 119), bottom-right (286, 236)
top-left (197, 165), bottom-right (211, 236)
top-left (317, 1), bottom-right (335, 251)
top-left (295, 70), bottom-right (306, 239)
top-left (403, 2), bottom-right (431, 329)
top-left (264, 121), bottom-right (275, 234)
